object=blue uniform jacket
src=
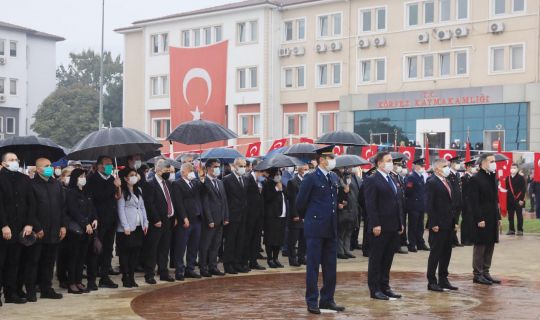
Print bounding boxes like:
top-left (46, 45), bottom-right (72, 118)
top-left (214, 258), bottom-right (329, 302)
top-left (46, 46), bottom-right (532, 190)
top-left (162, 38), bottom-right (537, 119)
top-left (296, 167), bottom-right (338, 239)
top-left (405, 171), bottom-right (426, 213)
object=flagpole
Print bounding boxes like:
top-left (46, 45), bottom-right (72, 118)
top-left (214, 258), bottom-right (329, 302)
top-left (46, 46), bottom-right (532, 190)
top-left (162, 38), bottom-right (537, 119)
top-left (98, 0), bottom-right (105, 129)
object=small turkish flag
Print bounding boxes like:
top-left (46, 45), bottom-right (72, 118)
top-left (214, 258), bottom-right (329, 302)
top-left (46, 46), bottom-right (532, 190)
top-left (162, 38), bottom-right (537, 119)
top-left (268, 139), bottom-right (287, 152)
top-left (496, 152), bottom-right (513, 179)
top-left (398, 146), bottom-right (416, 171)
top-left (438, 149), bottom-right (457, 161)
top-left (535, 153), bottom-right (540, 182)
top-left (300, 137), bottom-right (314, 144)
top-left (361, 145), bottom-right (378, 160)
top-left (245, 142), bottom-right (261, 157)
top-left (333, 145), bottom-right (344, 155)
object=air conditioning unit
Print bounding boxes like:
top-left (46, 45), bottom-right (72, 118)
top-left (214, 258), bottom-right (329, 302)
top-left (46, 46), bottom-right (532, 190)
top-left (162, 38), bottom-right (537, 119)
top-left (489, 22), bottom-right (505, 33)
top-left (292, 46), bottom-right (305, 56)
top-left (358, 38), bottom-right (370, 49)
top-left (417, 32), bottom-right (429, 43)
top-left (436, 30), bottom-right (452, 41)
top-left (330, 41), bottom-right (342, 52)
top-left (315, 43), bottom-right (327, 53)
top-left (454, 26), bottom-right (469, 38)
top-left (0, 57), bottom-right (5, 65)
top-left (278, 47), bottom-right (291, 57)
top-left (373, 36), bottom-right (386, 47)
top-left (0, 95), bottom-right (6, 103)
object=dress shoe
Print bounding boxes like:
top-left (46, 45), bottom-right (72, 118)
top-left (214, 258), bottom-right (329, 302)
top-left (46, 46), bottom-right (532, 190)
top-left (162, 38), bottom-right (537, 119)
top-left (473, 275), bottom-right (492, 285)
top-left (160, 275), bottom-right (175, 282)
top-left (109, 267), bottom-right (121, 276)
top-left (68, 287), bottom-right (83, 294)
top-left (419, 244), bottom-right (430, 251)
top-left (382, 290), bottom-right (402, 299)
top-left (439, 281), bottom-right (459, 291)
top-left (319, 301), bottom-right (345, 312)
top-left (517, 231), bottom-right (524, 236)
top-left (210, 268), bottom-right (225, 276)
top-left (506, 230), bottom-right (516, 235)
top-left (274, 260), bottom-right (284, 268)
top-left (428, 283), bottom-right (444, 292)
top-left (408, 246), bottom-right (418, 252)
top-left (200, 270), bottom-right (212, 278)
top-left (185, 270), bottom-right (202, 278)
top-left (337, 254), bottom-right (349, 259)
top-left (370, 291), bottom-right (389, 300)
top-left (145, 277), bottom-right (157, 285)
top-left (224, 265), bottom-right (238, 274)
top-left (122, 275), bottom-right (133, 288)
top-left (307, 305), bottom-right (321, 314)
top-left (175, 274), bottom-right (185, 281)
top-left (249, 263), bottom-right (266, 270)
top-left (289, 260), bottom-right (301, 267)
top-left (267, 260), bottom-right (278, 268)
top-left (345, 253), bottom-right (356, 259)
top-left (41, 289), bottom-right (63, 299)
top-left (4, 294), bottom-right (27, 304)
top-left (76, 283), bottom-right (90, 293)
top-left (99, 277), bottom-right (119, 288)
top-left (484, 274), bottom-right (501, 284)
top-left (129, 278), bottom-right (139, 288)
top-left (87, 282), bottom-right (98, 291)
top-left (26, 292), bottom-right (37, 302)
top-left (234, 265), bottom-right (250, 273)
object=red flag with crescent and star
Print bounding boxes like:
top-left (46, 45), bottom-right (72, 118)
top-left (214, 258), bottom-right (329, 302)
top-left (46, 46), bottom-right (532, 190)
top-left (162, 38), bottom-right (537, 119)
top-left (398, 146), bottom-right (415, 171)
top-left (438, 149), bottom-right (457, 161)
top-left (245, 142), bottom-right (261, 157)
top-left (268, 139), bottom-right (287, 153)
top-left (496, 151), bottom-right (512, 217)
top-left (535, 153), bottom-right (540, 182)
top-left (361, 145), bottom-right (378, 160)
top-left (333, 145), bottom-right (344, 155)
top-left (169, 41), bottom-right (228, 152)
top-left (465, 135), bottom-right (471, 162)
top-left (300, 137), bottom-right (314, 144)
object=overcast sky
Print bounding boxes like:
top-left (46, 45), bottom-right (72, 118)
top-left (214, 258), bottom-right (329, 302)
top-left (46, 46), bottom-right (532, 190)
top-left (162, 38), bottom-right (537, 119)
top-left (1, 0), bottom-right (233, 66)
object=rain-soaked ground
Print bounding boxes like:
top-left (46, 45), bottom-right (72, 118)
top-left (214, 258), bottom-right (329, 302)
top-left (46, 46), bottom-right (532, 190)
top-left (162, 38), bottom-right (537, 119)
top-left (131, 271), bottom-right (540, 320)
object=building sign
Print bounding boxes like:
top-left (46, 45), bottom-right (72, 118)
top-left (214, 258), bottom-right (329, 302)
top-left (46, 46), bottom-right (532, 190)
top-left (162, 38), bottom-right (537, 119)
top-left (367, 86), bottom-right (503, 109)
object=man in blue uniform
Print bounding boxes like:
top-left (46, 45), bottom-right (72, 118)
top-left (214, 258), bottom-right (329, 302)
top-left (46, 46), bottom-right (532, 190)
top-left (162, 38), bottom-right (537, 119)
top-left (405, 158), bottom-right (430, 252)
top-left (296, 145), bottom-right (345, 315)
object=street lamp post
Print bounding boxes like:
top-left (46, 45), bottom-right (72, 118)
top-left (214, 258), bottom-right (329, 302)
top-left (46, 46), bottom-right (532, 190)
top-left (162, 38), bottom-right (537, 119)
top-left (98, 0), bottom-right (105, 129)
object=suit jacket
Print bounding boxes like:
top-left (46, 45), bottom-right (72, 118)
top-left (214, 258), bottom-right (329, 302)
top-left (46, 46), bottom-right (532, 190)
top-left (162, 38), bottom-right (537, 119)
top-left (244, 173), bottom-right (264, 221)
top-left (404, 171), bottom-right (425, 213)
top-left (469, 169), bottom-right (500, 245)
top-left (201, 177), bottom-right (229, 225)
top-left (425, 175), bottom-right (455, 230)
top-left (363, 171), bottom-right (403, 232)
top-left (348, 175), bottom-right (361, 227)
top-left (223, 173), bottom-right (248, 222)
top-left (86, 172), bottom-right (118, 226)
top-left (285, 174), bottom-right (303, 229)
top-left (0, 170), bottom-right (36, 243)
top-left (143, 177), bottom-right (176, 225)
top-left (172, 178), bottom-right (203, 221)
top-left (296, 167), bottom-right (338, 239)
top-left (66, 187), bottom-right (97, 230)
top-left (31, 176), bottom-right (67, 244)
top-left (447, 171), bottom-right (463, 212)
top-left (506, 174), bottom-right (526, 207)
top-left (117, 191), bottom-right (149, 232)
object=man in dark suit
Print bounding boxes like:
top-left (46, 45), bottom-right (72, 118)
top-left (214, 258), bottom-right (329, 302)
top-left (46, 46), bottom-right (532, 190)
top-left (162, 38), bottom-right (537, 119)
top-left (286, 164), bottom-right (309, 267)
top-left (425, 158), bottom-right (459, 292)
top-left (460, 159), bottom-right (477, 245)
top-left (296, 146), bottom-right (345, 315)
top-left (200, 159), bottom-right (229, 277)
top-left (364, 151), bottom-right (404, 301)
top-left (171, 163), bottom-right (202, 280)
top-left (0, 152), bottom-right (35, 305)
top-left (243, 160), bottom-right (266, 271)
top-left (448, 156), bottom-right (464, 247)
top-left (390, 157), bottom-right (408, 254)
top-left (141, 159), bottom-right (176, 284)
top-left (222, 157), bottom-right (249, 274)
top-left (506, 163), bottom-right (526, 235)
top-left (405, 158), bottom-right (429, 252)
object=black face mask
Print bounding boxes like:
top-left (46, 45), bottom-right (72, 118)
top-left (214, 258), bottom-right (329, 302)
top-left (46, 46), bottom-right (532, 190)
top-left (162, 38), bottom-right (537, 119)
top-left (161, 172), bottom-right (170, 180)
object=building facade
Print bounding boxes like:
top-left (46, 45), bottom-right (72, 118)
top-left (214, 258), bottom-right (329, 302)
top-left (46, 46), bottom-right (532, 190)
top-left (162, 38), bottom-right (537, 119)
top-left (117, 0), bottom-right (540, 154)
top-left (0, 21), bottom-right (64, 138)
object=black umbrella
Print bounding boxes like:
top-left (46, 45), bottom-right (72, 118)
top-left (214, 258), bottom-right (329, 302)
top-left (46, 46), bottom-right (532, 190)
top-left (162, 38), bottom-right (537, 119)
top-left (254, 154), bottom-right (306, 171)
top-left (284, 143), bottom-right (317, 159)
top-left (335, 155), bottom-right (370, 168)
top-left (316, 130), bottom-right (368, 146)
top-left (67, 127), bottom-right (162, 161)
top-left (167, 119), bottom-right (238, 145)
top-left (147, 155), bottom-right (182, 169)
top-left (200, 147), bottom-right (243, 163)
top-left (390, 152), bottom-right (409, 161)
top-left (0, 136), bottom-right (66, 165)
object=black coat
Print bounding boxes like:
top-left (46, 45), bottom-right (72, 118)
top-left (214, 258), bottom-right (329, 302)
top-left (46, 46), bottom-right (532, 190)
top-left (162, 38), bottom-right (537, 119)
top-left (337, 180), bottom-right (355, 226)
top-left (222, 173), bottom-right (248, 222)
top-left (201, 178), bottom-right (229, 225)
top-left (31, 176), bottom-right (67, 244)
top-left (244, 173), bottom-right (264, 222)
top-left (285, 175), bottom-right (303, 229)
top-left (506, 174), bottom-right (526, 208)
top-left (348, 175), bottom-right (362, 228)
top-left (425, 175), bottom-right (455, 230)
top-left (447, 171), bottom-right (463, 212)
top-left (461, 173), bottom-right (474, 216)
top-left (469, 169), bottom-right (500, 245)
top-left (85, 172), bottom-right (118, 226)
top-left (172, 178), bottom-right (203, 221)
top-left (143, 177), bottom-right (176, 225)
top-left (263, 179), bottom-right (287, 246)
top-left (364, 171), bottom-right (403, 232)
top-left (0, 170), bottom-right (36, 243)
top-left (66, 187), bottom-right (97, 230)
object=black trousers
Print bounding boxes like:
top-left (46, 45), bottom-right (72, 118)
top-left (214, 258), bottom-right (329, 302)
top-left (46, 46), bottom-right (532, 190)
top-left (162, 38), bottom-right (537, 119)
top-left (56, 241), bottom-right (69, 284)
top-left (98, 222), bottom-right (117, 279)
top-left (86, 236), bottom-right (99, 284)
top-left (407, 210), bottom-right (426, 248)
top-left (0, 242), bottom-right (22, 296)
top-left (461, 209), bottom-right (474, 244)
top-left (117, 227), bottom-right (143, 276)
top-left (367, 231), bottom-right (398, 294)
top-left (223, 220), bottom-right (245, 266)
top-left (142, 218), bottom-right (172, 278)
top-left (199, 224), bottom-right (223, 271)
top-left (361, 218), bottom-right (370, 256)
top-left (288, 227), bottom-right (306, 263)
top-left (65, 232), bottom-right (89, 285)
top-left (427, 229), bottom-right (453, 284)
top-left (243, 214), bottom-right (263, 265)
top-left (18, 242), bottom-right (59, 293)
top-left (452, 211), bottom-right (461, 245)
top-left (508, 205), bottom-right (524, 232)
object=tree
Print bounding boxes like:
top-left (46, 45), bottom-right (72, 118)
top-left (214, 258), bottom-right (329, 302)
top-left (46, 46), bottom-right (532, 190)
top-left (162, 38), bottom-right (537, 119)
top-left (31, 86), bottom-right (99, 147)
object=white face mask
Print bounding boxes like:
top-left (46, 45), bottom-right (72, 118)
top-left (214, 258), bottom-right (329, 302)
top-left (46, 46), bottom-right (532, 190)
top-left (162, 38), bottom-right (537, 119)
top-left (54, 168), bottom-right (62, 177)
top-left (395, 166), bottom-right (403, 174)
top-left (133, 160), bottom-right (142, 170)
top-left (63, 176), bottom-right (70, 185)
top-left (187, 171), bottom-right (196, 181)
top-left (326, 159), bottom-right (336, 171)
top-left (453, 163), bottom-right (461, 171)
top-left (442, 166), bottom-right (451, 177)
top-left (488, 162), bottom-right (497, 173)
top-left (510, 168), bottom-right (518, 175)
top-left (213, 167), bottom-right (221, 176)
top-left (470, 167), bottom-right (478, 174)
top-left (401, 168), bottom-right (408, 176)
top-left (168, 172), bottom-right (176, 181)
top-left (286, 167), bottom-right (295, 174)
top-left (6, 161), bottom-right (19, 172)
top-left (237, 167), bottom-right (246, 175)
top-left (128, 176), bottom-right (139, 185)
top-left (384, 162), bottom-right (394, 173)
top-left (78, 177), bottom-right (87, 187)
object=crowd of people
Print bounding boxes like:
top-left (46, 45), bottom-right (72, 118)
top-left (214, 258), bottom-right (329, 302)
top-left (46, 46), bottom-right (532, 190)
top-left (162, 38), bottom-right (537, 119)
top-left (0, 147), bottom-right (526, 313)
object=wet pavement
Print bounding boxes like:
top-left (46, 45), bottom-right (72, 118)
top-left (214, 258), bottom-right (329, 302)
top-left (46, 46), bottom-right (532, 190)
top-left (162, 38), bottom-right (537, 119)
top-left (131, 271), bottom-right (540, 320)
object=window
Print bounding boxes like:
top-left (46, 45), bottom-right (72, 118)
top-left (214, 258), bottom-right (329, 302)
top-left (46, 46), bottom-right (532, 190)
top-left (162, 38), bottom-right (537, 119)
top-left (285, 69), bottom-right (293, 88)
top-left (359, 58), bottom-right (386, 83)
top-left (182, 30), bottom-right (190, 47)
top-left (319, 113), bottom-right (338, 136)
top-left (283, 18), bottom-right (306, 42)
top-left (360, 7), bottom-right (386, 33)
top-left (457, 0), bottom-right (469, 19)
top-left (456, 51), bottom-right (468, 74)
top-left (424, 1), bottom-right (435, 23)
top-left (0, 78), bottom-right (4, 94)
top-left (317, 64), bottom-right (328, 86)
top-left (215, 26), bottom-right (222, 42)
top-left (204, 27), bottom-right (212, 45)
top-left (440, 53), bottom-right (450, 76)
top-left (407, 3), bottom-right (419, 26)
top-left (238, 20), bottom-right (258, 43)
top-left (299, 114), bottom-right (307, 135)
top-left (287, 115), bottom-right (295, 135)
top-left (423, 55), bottom-right (434, 77)
top-left (0, 117), bottom-right (3, 133)
top-left (194, 29), bottom-right (201, 47)
top-left (376, 59), bottom-right (386, 81)
top-left (238, 22), bottom-right (246, 42)
top-left (513, 0), bottom-right (525, 12)
top-left (298, 19), bottom-right (305, 40)
top-left (440, 0), bottom-right (451, 22)
top-left (297, 66), bottom-right (305, 88)
top-left (239, 114), bottom-right (260, 136)
top-left (285, 21), bottom-right (294, 41)
top-left (318, 13), bottom-right (342, 38)
top-left (332, 13), bottom-right (341, 35)
top-left (9, 41), bottom-right (16, 57)
top-left (361, 60), bottom-right (371, 82)
top-left (253, 115), bottom-right (261, 135)
top-left (491, 47), bottom-right (505, 72)
top-left (407, 56), bottom-right (418, 79)
top-left (361, 10), bottom-right (372, 32)
top-left (239, 69), bottom-right (246, 89)
top-left (150, 34), bottom-right (168, 54)
top-left (9, 79), bottom-right (16, 95)
top-left (0, 40), bottom-right (4, 56)
top-left (6, 117), bottom-right (15, 134)
top-left (250, 67), bottom-right (257, 88)
top-left (282, 66), bottom-right (305, 89)
top-left (377, 8), bottom-right (386, 31)
top-left (285, 114), bottom-right (307, 136)
top-left (511, 45), bottom-right (524, 70)
top-left (238, 67), bottom-right (258, 90)
top-left (240, 115), bottom-right (249, 135)
top-left (317, 63), bottom-right (341, 86)
top-left (318, 16), bottom-right (329, 37)
top-left (152, 119), bottom-right (170, 139)
top-left (332, 63), bottom-right (341, 85)
top-left (150, 76), bottom-right (168, 96)
top-left (494, 0), bottom-right (505, 15)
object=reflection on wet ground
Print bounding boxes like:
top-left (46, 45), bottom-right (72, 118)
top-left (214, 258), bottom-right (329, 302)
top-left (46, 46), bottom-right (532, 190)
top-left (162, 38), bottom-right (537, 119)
top-left (131, 271), bottom-right (540, 320)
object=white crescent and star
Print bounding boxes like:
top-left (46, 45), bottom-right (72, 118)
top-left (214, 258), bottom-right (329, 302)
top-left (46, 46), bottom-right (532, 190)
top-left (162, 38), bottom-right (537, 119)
top-left (248, 145), bottom-right (259, 156)
top-left (183, 68), bottom-right (212, 120)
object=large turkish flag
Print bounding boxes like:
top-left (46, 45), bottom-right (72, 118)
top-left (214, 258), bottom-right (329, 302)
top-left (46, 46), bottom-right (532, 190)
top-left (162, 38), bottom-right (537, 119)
top-left (398, 146), bottom-right (415, 171)
top-left (496, 152), bottom-right (512, 217)
top-left (535, 153), bottom-right (540, 182)
top-left (438, 149), bottom-right (457, 161)
top-left (245, 142), bottom-right (261, 157)
top-left (361, 145), bottom-right (378, 160)
top-left (169, 42), bottom-right (228, 152)
top-left (268, 139), bottom-right (287, 153)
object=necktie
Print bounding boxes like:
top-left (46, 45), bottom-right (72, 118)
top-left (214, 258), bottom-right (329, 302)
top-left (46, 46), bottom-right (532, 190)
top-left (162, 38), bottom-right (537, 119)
top-left (326, 173), bottom-right (331, 185)
top-left (387, 175), bottom-right (397, 194)
top-left (442, 178), bottom-right (452, 197)
top-left (213, 179), bottom-right (221, 196)
top-left (162, 180), bottom-right (173, 217)
top-left (238, 176), bottom-right (244, 189)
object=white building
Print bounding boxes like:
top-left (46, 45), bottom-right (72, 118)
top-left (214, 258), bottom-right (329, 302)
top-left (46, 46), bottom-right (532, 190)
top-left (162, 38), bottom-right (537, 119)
top-left (0, 21), bottom-right (64, 137)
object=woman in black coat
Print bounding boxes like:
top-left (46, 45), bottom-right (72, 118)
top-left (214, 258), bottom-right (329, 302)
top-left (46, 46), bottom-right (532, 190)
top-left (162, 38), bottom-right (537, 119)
top-left (263, 168), bottom-right (287, 268)
top-left (65, 168), bottom-right (97, 294)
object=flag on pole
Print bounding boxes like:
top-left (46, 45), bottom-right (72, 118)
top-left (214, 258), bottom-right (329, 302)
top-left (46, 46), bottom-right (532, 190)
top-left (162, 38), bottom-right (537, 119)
top-left (333, 145), bottom-right (344, 155)
top-left (361, 145), bottom-right (378, 160)
top-left (245, 142), bottom-right (261, 157)
top-left (496, 152), bottom-right (512, 217)
top-left (398, 146), bottom-right (415, 171)
top-left (268, 139), bottom-right (287, 152)
top-left (299, 137), bottom-right (314, 144)
top-left (465, 134), bottom-right (471, 162)
top-left (438, 149), bottom-right (458, 161)
top-left (535, 153), bottom-right (540, 182)
top-left (424, 136), bottom-right (430, 170)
